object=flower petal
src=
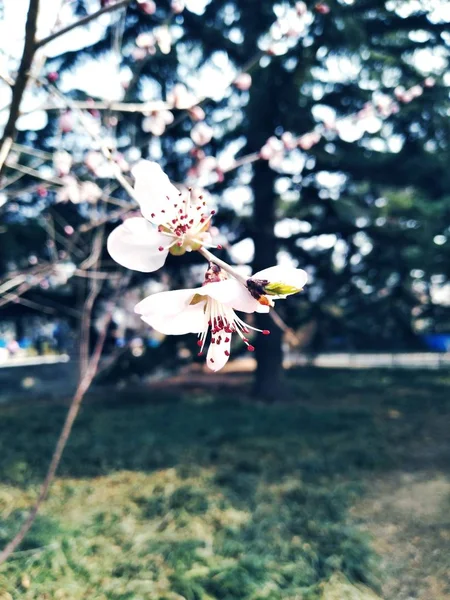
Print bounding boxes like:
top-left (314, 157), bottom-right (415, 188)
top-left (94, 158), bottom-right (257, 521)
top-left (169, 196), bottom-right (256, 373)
top-left (107, 217), bottom-right (169, 272)
top-left (206, 335), bottom-right (231, 372)
top-left (199, 279), bottom-right (261, 313)
top-left (141, 303), bottom-right (206, 335)
top-left (131, 160), bottom-right (179, 223)
top-left (252, 266), bottom-right (308, 294)
top-left (135, 288), bottom-right (199, 317)
top-left (135, 288), bottom-right (206, 335)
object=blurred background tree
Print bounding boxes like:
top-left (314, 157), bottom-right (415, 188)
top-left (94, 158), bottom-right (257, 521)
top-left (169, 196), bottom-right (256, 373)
top-left (0, 0), bottom-right (449, 399)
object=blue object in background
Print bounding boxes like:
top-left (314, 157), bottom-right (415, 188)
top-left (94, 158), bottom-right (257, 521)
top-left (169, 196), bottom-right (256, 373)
top-left (19, 337), bottom-right (32, 349)
top-left (147, 338), bottom-right (161, 348)
top-left (422, 334), bottom-right (450, 352)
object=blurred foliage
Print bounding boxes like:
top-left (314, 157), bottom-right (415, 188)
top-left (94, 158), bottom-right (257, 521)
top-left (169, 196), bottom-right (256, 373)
top-left (0, 0), bottom-right (449, 387)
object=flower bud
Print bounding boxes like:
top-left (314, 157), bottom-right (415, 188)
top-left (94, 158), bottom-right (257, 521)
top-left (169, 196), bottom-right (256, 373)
top-left (234, 73), bottom-right (252, 91)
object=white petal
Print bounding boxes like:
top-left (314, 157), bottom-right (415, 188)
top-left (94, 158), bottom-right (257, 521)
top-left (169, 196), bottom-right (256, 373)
top-left (206, 335), bottom-right (231, 372)
top-left (252, 266), bottom-right (308, 292)
top-left (107, 217), bottom-right (169, 272)
top-left (141, 303), bottom-right (205, 335)
top-left (135, 287), bottom-right (198, 317)
top-left (199, 279), bottom-right (261, 313)
top-left (131, 160), bottom-right (179, 223)
top-left (135, 288), bottom-right (206, 335)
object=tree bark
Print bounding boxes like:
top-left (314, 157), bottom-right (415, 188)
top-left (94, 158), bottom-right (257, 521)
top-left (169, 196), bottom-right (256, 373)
top-left (251, 160), bottom-right (284, 401)
top-left (244, 62), bottom-right (287, 401)
top-left (0, 0), bottom-right (40, 177)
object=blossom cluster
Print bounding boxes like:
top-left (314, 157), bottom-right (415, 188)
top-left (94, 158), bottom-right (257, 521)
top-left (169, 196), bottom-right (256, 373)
top-left (107, 161), bottom-right (307, 371)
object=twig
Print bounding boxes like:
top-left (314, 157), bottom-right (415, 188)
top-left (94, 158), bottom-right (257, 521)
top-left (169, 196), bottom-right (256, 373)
top-left (1, 293), bottom-right (55, 314)
top-left (0, 310), bottom-right (110, 565)
top-left (0, 0), bottom-right (40, 178)
top-left (21, 99), bottom-right (170, 115)
top-left (35, 0), bottom-right (133, 49)
top-left (269, 309), bottom-right (300, 345)
top-left (0, 262), bottom-right (124, 566)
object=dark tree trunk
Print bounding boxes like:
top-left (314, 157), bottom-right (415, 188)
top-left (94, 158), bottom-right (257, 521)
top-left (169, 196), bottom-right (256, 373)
top-left (246, 65), bottom-right (285, 401)
top-left (251, 162), bottom-right (284, 400)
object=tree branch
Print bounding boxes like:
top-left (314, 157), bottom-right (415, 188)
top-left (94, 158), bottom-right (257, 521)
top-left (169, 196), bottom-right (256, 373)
top-left (0, 0), bottom-right (40, 177)
top-left (35, 0), bottom-right (133, 50)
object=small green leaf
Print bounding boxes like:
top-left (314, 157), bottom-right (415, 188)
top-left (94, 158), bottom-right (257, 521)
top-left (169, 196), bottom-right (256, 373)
top-left (264, 282), bottom-right (302, 296)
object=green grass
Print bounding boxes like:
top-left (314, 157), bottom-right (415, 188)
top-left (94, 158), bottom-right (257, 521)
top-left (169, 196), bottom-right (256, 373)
top-left (0, 368), bottom-right (449, 600)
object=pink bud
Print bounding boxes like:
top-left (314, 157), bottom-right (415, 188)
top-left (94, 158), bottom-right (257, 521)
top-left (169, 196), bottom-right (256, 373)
top-left (137, 0), bottom-right (156, 15)
top-left (197, 156), bottom-right (217, 175)
top-left (59, 111), bottom-right (73, 133)
top-left (37, 185), bottom-right (48, 197)
top-left (424, 77), bottom-right (436, 88)
top-left (315, 2), bottom-right (330, 14)
top-left (260, 145), bottom-right (273, 160)
top-left (171, 0), bottom-right (185, 13)
top-left (234, 73), bottom-right (252, 91)
top-left (282, 131), bottom-right (297, 151)
top-left (399, 91), bottom-right (413, 104)
top-left (409, 85), bottom-right (423, 98)
top-left (107, 115), bottom-right (119, 127)
top-left (189, 105), bottom-right (206, 121)
top-left (47, 72), bottom-right (59, 83)
top-left (132, 47), bottom-right (148, 61)
top-left (298, 132), bottom-right (320, 150)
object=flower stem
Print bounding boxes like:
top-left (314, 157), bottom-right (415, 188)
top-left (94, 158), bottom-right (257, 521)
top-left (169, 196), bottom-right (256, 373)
top-left (199, 247), bottom-right (248, 285)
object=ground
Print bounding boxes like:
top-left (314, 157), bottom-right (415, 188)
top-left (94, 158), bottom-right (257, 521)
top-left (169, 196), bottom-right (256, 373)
top-left (0, 368), bottom-right (449, 599)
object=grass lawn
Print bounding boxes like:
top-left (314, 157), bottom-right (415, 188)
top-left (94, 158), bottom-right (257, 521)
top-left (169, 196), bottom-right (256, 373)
top-left (0, 368), bottom-right (449, 600)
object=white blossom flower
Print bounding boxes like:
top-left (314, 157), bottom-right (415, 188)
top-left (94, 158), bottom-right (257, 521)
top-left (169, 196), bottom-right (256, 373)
top-left (135, 275), bottom-right (270, 372)
top-left (142, 110), bottom-right (174, 136)
top-left (135, 264), bottom-right (307, 371)
top-left (80, 181), bottom-right (103, 203)
top-left (57, 175), bottom-right (81, 203)
top-left (59, 111), bottom-right (73, 133)
top-left (136, 33), bottom-right (155, 49)
top-left (53, 151), bottom-right (73, 176)
top-left (107, 161), bottom-right (218, 273)
top-left (154, 26), bottom-right (172, 55)
top-left (84, 150), bottom-right (105, 174)
top-left (188, 105), bottom-right (206, 121)
top-left (234, 73), bottom-right (252, 91)
top-left (167, 83), bottom-right (197, 110)
top-left (171, 0), bottom-right (185, 13)
top-left (191, 122), bottom-right (213, 146)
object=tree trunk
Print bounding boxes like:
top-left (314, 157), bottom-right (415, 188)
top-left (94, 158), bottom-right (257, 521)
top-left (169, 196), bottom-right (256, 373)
top-left (245, 64), bottom-right (285, 401)
top-left (251, 160), bottom-right (284, 401)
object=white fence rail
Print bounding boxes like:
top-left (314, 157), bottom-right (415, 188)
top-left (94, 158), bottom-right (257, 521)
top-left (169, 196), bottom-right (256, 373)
top-left (285, 352), bottom-right (450, 369)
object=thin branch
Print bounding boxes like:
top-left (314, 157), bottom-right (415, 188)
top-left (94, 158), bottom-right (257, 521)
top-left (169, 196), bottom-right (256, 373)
top-left (35, 0), bottom-right (132, 49)
top-left (0, 262), bottom-right (129, 566)
top-left (0, 0), bottom-right (40, 177)
top-left (0, 309), bottom-right (111, 565)
top-left (22, 99), bottom-right (170, 115)
top-left (1, 293), bottom-right (55, 314)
